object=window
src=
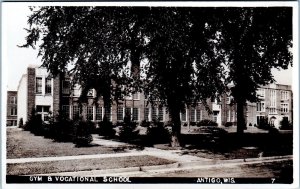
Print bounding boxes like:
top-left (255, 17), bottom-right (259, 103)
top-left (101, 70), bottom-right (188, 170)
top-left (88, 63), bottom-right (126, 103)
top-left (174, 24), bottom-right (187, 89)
top-left (87, 89), bottom-right (94, 97)
top-left (151, 108), bottom-right (158, 121)
top-left (269, 108), bottom-right (277, 114)
top-left (281, 103), bottom-right (289, 113)
top-left (144, 108), bottom-right (150, 121)
top-left (270, 90), bottom-right (276, 106)
top-left (45, 77), bottom-right (52, 94)
top-left (257, 88), bottom-right (265, 99)
top-left (227, 110), bottom-right (231, 122)
top-left (10, 107), bottom-right (17, 116)
top-left (62, 105), bottom-right (70, 118)
top-left (190, 109), bottom-right (196, 122)
top-left (257, 116), bottom-right (265, 126)
top-left (104, 107), bottom-right (111, 121)
top-left (132, 108), bottom-right (139, 121)
top-left (10, 96), bottom-right (17, 104)
top-left (232, 111), bottom-right (235, 122)
top-left (226, 97), bottom-right (231, 104)
top-left (257, 102), bottom-right (265, 112)
top-left (181, 109), bottom-right (187, 122)
top-left (281, 91), bottom-right (289, 100)
top-left (196, 109), bottom-right (201, 122)
top-left (36, 105), bottom-right (50, 121)
top-left (62, 80), bottom-right (70, 95)
top-left (117, 107), bottom-right (124, 121)
top-left (158, 108), bottom-right (164, 121)
top-left (72, 105), bottom-right (80, 119)
top-left (96, 106), bottom-right (102, 121)
top-left (36, 77), bottom-right (42, 94)
top-left (87, 106), bottom-right (94, 121)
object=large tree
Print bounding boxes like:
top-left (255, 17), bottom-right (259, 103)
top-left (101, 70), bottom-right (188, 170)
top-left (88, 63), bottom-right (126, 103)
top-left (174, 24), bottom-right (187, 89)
top-left (21, 7), bottom-right (146, 119)
top-left (142, 8), bottom-right (226, 146)
top-left (218, 7), bottom-right (293, 133)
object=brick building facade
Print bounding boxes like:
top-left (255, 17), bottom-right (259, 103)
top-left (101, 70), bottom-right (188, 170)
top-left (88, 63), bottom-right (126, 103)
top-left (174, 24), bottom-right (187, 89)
top-left (16, 66), bottom-right (293, 129)
top-left (7, 91), bottom-right (18, 126)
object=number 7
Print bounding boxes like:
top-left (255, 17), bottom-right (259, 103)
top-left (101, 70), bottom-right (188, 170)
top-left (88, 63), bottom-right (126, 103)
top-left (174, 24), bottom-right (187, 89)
top-left (271, 178), bottom-right (275, 183)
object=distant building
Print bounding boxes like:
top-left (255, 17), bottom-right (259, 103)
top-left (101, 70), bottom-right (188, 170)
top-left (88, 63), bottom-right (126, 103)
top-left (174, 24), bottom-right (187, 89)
top-left (16, 66), bottom-right (293, 129)
top-left (7, 91), bottom-right (17, 126)
top-left (246, 83), bottom-right (293, 128)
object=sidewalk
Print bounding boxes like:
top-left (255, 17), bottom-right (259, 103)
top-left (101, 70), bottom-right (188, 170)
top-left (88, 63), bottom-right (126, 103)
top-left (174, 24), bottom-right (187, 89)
top-left (7, 135), bottom-right (293, 177)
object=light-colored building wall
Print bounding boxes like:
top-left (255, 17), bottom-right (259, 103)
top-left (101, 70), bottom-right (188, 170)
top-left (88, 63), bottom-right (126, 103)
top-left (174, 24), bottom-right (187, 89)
top-left (17, 74), bottom-right (28, 124)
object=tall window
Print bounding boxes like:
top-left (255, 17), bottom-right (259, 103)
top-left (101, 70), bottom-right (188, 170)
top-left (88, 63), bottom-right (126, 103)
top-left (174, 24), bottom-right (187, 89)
top-left (132, 108), bottom-right (139, 121)
top-left (190, 109), bottom-right (196, 122)
top-left (181, 109), bottom-right (187, 122)
top-left (10, 107), bottom-right (17, 116)
top-left (10, 96), bottom-right (17, 104)
top-left (151, 108), bottom-right (157, 121)
top-left (87, 106), bottom-right (94, 121)
top-left (45, 77), bottom-right (52, 94)
top-left (72, 105), bottom-right (80, 119)
top-left (257, 102), bottom-right (265, 112)
top-left (158, 108), bottom-right (164, 121)
top-left (281, 103), bottom-right (289, 113)
top-left (144, 108), bottom-right (150, 121)
top-left (196, 109), bottom-right (201, 122)
top-left (96, 106), bottom-right (102, 121)
top-left (36, 77), bottom-right (42, 94)
top-left (62, 105), bottom-right (70, 119)
top-left (117, 107), bottom-right (124, 121)
top-left (281, 91), bottom-right (289, 100)
top-left (62, 80), bottom-right (70, 95)
top-left (104, 107), bottom-right (111, 121)
top-left (227, 110), bottom-right (231, 122)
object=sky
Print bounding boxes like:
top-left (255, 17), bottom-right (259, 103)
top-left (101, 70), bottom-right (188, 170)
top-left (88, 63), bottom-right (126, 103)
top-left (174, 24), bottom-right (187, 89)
top-left (2, 3), bottom-right (294, 92)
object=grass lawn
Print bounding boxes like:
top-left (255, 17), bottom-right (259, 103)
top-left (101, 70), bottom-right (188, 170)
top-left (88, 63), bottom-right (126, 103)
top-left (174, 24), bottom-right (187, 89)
top-left (7, 129), bottom-right (132, 159)
top-left (7, 155), bottom-right (175, 175)
top-left (156, 160), bottom-right (293, 180)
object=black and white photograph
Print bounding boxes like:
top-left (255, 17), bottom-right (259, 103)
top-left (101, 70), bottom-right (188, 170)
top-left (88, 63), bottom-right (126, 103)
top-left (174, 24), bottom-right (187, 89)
top-left (2, 2), bottom-right (299, 189)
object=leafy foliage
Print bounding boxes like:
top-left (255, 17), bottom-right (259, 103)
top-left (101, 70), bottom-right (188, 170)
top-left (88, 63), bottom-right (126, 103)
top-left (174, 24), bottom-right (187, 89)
top-left (118, 112), bottom-right (139, 141)
top-left (98, 117), bottom-right (116, 138)
top-left (197, 119), bottom-right (218, 127)
top-left (22, 7), bottom-right (292, 144)
top-left (73, 120), bottom-right (95, 147)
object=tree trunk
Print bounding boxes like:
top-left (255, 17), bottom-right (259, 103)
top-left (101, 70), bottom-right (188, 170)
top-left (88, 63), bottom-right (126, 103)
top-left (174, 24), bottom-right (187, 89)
top-left (236, 98), bottom-right (246, 134)
top-left (169, 107), bottom-right (182, 147)
top-left (103, 82), bottom-right (111, 121)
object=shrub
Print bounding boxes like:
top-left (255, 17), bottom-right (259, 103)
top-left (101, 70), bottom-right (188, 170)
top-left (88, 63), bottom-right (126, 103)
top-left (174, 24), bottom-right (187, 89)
top-left (183, 123), bottom-right (188, 127)
top-left (98, 117), bottom-right (116, 138)
top-left (146, 120), bottom-right (171, 144)
top-left (225, 122), bottom-right (233, 127)
top-left (257, 117), bottom-right (272, 130)
top-left (51, 115), bottom-right (75, 142)
top-left (190, 122), bottom-right (196, 126)
top-left (118, 113), bottom-right (139, 141)
top-left (73, 120), bottom-right (94, 147)
top-left (249, 123), bottom-right (252, 127)
top-left (279, 118), bottom-right (293, 130)
top-left (24, 109), bottom-right (45, 135)
top-left (18, 118), bottom-right (23, 128)
top-left (140, 120), bottom-right (151, 127)
top-left (197, 119), bottom-right (218, 127)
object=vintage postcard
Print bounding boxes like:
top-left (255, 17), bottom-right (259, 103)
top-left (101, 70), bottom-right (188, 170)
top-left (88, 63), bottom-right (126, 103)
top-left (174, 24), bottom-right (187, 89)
top-left (2, 1), bottom-right (299, 189)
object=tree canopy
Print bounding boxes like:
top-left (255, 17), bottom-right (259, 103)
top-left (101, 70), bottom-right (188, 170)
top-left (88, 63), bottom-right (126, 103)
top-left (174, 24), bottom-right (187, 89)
top-left (21, 6), bottom-right (293, 145)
